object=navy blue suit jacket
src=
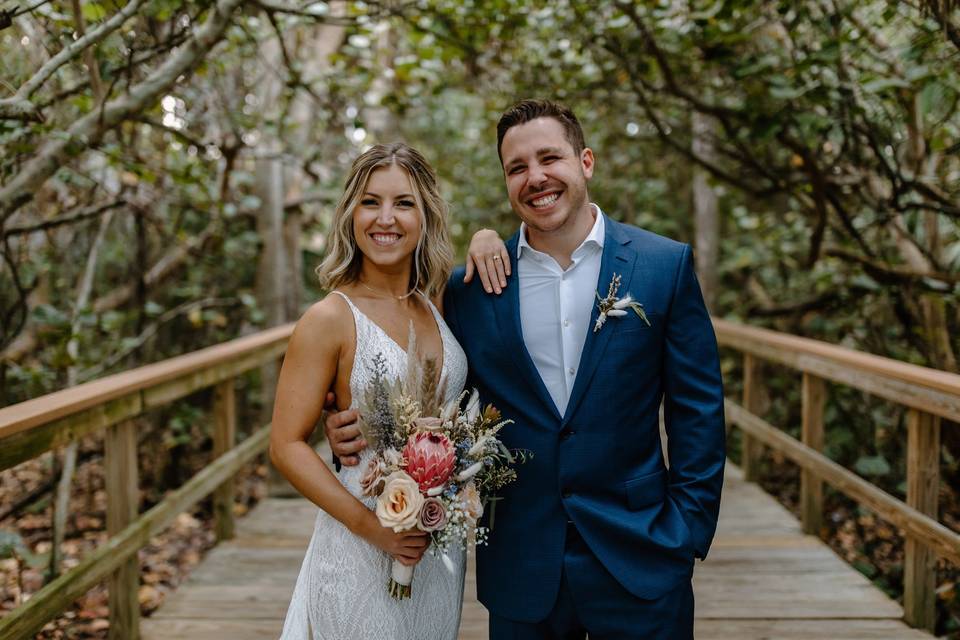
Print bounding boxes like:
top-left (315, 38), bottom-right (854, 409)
top-left (443, 218), bottom-right (725, 622)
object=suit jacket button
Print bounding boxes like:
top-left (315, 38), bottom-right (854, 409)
top-left (559, 428), bottom-right (574, 440)
top-left (562, 489), bottom-right (573, 498)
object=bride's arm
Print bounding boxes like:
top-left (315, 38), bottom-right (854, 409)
top-left (463, 228), bottom-right (511, 294)
top-left (269, 299), bottom-right (428, 565)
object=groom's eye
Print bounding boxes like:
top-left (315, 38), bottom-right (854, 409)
top-left (508, 165), bottom-right (525, 175)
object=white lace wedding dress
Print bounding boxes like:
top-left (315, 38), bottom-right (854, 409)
top-left (279, 291), bottom-right (468, 640)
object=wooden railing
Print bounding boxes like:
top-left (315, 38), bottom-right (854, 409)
top-left (715, 318), bottom-right (960, 632)
top-left (0, 324), bottom-right (294, 640)
top-left (2, 318), bottom-right (957, 636)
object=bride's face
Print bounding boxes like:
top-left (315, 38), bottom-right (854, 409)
top-left (353, 164), bottom-right (423, 272)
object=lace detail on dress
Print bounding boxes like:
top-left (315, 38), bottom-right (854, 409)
top-left (279, 291), bottom-right (469, 640)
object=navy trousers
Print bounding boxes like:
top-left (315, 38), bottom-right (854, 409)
top-left (488, 524), bottom-right (695, 640)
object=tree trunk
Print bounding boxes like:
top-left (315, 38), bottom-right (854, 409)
top-left (692, 111), bottom-right (719, 313)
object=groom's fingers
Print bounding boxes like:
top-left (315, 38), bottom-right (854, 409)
top-left (323, 391), bottom-right (336, 410)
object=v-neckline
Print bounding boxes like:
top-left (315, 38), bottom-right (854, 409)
top-left (341, 292), bottom-right (447, 383)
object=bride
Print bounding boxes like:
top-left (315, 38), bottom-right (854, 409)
top-left (269, 143), bottom-right (473, 639)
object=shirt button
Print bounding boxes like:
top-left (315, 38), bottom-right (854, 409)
top-left (563, 319), bottom-right (570, 327)
top-left (568, 367), bottom-right (575, 375)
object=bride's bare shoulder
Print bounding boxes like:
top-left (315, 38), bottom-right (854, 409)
top-left (288, 292), bottom-right (353, 355)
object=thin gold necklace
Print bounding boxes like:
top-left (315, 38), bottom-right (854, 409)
top-left (358, 278), bottom-right (418, 301)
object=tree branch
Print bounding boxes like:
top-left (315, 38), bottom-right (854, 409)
top-left (825, 246), bottom-right (960, 288)
top-left (0, 0), bottom-right (145, 121)
top-left (0, 0), bottom-right (245, 222)
top-left (3, 199), bottom-right (126, 237)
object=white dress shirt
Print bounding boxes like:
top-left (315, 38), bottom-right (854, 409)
top-left (517, 204), bottom-right (605, 416)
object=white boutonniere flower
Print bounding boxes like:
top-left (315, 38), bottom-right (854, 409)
top-left (593, 273), bottom-right (651, 333)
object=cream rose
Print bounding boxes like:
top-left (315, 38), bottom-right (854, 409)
top-left (375, 471), bottom-right (424, 532)
top-left (459, 481), bottom-right (483, 523)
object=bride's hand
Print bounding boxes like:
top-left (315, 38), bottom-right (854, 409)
top-left (363, 516), bottom-right (430, 566)
top-left (464, 228), bottom-right (510, 295)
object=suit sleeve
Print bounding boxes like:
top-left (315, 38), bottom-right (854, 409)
top-left (443, 270), bottom-right (465, 344)
top-left (662, 244), bottom-right (726, 560)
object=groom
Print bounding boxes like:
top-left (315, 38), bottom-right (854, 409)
top-left (328, 99), bottom-right (725, 639)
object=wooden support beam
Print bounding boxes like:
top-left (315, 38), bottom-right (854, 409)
top-left (903, 409), bottom-right (940, 632)
top-left (105, 420), bottom-right (140, 640)
top-left (801, 373), bottom-right (825, 535)
top-left (742, 353), bottom-right (763, 482)
top-left (213, 379), bottom-right (237, 541)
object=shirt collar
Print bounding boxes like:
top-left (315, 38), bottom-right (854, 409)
top-left (517, 203), bottom-right (606, 260)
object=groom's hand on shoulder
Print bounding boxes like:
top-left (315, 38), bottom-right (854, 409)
top-left (323, 399), bottom-right (365, 467)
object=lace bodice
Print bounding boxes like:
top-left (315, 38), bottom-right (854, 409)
top-left (279, 290), bottom-right (468, 640)
top-left (334, 291), bottom-right (469, 505)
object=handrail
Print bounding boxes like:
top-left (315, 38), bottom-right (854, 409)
top-left (713, 318), bottom-right (960, 423)
top-left (0, 323), bottom-right (293, 440)
top-left (0, 323), bottom-right (295, 639)
top-left (0, 324), bottom-right (294, 472)
top-left (714, 318), bottom-right (957, 633)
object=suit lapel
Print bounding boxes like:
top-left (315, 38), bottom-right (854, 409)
top-left (492, 232), bottom-right (563, 421)
top-left (562, 220), bottom-right (637, 424)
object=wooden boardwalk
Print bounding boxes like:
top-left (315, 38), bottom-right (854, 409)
top-left (142, 463), bottom-right (933, 640)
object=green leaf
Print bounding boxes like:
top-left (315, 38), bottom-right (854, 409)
top-left (854, 455), bottom-right (890, 477)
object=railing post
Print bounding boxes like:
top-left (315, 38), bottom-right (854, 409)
top-left (105, 420), bottom-right (139, 640)
top-left (741, 353), bottom-right (763, 482)
top-left (800, 373), bottom-right (825, 535)
top-left (904, 408), bottom-right (940, 632)
top-left (213, 379), bottom-right (237, 541)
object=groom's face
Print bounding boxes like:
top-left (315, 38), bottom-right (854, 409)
top-left (500, 117), bottom-right (594, 236)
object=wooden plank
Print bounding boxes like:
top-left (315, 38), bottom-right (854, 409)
top-left (725, 400), bottom-right (960, 565)
top-left (741, 353), bottom-right (763, 482)
top-left (139, 466), bottom-right (935, 640)
top-left (0, 425), bottom-right (270, 640)
top-left (693, 619), bottom-right (933, 639)
top-left (903, 409), bottom-right (940, 632)
top-left (105, 420), bottom-right (140, 640)
top-left (213, 379), bottom-right (237, 541)
top-left (714, 319), bottom-right (960, 423)
top-left (801, 373), bottom-right (825, 535)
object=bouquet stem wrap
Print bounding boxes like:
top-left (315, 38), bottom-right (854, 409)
top-left (389, 560), bottom-right (414, 599)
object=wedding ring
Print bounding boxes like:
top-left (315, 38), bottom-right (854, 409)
top-left (492, 255), bottom-right (502, 261)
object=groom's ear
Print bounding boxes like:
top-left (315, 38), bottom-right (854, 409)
top-left (580, 147), bottom-right (595, 179)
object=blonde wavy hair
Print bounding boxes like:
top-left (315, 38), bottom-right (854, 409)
top-left (316, 143), bottom-right (453, 298)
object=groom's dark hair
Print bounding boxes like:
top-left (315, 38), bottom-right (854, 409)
top-left (496, 99), bottom-right (586, 164)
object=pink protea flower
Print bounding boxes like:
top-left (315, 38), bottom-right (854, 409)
top-left (402, 431), bottom-right (455, 493)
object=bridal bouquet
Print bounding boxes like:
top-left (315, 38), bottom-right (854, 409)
top-left (356, 335), bottom-right (521, 600)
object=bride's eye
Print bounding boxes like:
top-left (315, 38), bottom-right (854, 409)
top-left (398, 199), bottom-right (415, 208)
top-left (361, 198), bottom-right (378, 206)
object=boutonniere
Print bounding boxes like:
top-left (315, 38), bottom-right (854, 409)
top-left (593, 273), bottom-right (651, 333)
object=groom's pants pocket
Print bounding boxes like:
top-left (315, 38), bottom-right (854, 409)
top-left (623, 469), bottom-right (667, 510)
